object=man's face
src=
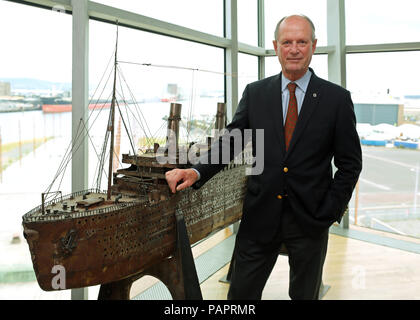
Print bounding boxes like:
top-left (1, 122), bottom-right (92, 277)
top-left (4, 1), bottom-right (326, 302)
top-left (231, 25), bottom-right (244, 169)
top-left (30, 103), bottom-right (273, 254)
top-left (273, 16), bottom-right (317, 81)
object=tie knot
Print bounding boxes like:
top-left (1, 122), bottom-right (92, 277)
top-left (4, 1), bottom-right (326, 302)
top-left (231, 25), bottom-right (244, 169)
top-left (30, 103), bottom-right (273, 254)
top-left (287, 82), bottom-right (297, 93)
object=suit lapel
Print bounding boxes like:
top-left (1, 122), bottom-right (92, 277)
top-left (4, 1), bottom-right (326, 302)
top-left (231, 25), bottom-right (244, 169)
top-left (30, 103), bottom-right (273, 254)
top-left (284, 72), bottom-right (323, 159)
top-left (267, 73), bottom-right (287, 153)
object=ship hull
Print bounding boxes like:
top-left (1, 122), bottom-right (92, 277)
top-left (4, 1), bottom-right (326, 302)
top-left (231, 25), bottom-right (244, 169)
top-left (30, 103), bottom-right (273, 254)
top-left (42, 103), bottom-right (112, 113)
top-left (23, 165), bottom-right (246, 291)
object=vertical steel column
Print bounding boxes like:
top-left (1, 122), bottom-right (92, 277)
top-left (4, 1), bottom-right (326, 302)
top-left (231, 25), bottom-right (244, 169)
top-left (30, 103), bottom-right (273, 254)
top-left (71, 0), bottom-right (89, 299)
top-left (327, 0), bottom-right (349, 229)
top-left (257, 0), bottom-right (265, 80)
top-left (327, 0), bottom-right (346, 87)
top-left (224, 0), bottom-right (239, 122)
top-left (224, 0), bottom-right (239, 237)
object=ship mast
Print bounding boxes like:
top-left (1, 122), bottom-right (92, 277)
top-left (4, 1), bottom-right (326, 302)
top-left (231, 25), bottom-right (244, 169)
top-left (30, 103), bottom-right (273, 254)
top-left (107, 23), bottom-right (119, 200)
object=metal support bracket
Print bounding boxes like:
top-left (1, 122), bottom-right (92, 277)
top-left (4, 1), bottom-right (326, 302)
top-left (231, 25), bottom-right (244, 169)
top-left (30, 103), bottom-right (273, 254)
top-left (174, 209), bottom-right (203, 300)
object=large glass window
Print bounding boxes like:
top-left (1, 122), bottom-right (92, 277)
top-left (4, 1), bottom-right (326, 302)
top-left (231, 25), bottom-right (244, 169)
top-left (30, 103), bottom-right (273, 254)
top-left (94, 0), bottom-right (224, 37)
top-left (89, 20), bottom-right (225, 187)
top-left (265, 54), bottom-right (328, 80)
top-left (0, 1), bottom-right (72, 299)
top-left (347, 52), bottom-right (420, 99)
top-left (0, 1), bottom-right (72, 222)
top-left (238, 53), bottom-right (259, 97)
top-left (347, 52), bottom-right (420, 239)
top-left (346, 0), bottom-right (420, 45)
top-left (238, 0), bottom-right (258, 46)
top-left (264, 0), bottom-right (327, 46)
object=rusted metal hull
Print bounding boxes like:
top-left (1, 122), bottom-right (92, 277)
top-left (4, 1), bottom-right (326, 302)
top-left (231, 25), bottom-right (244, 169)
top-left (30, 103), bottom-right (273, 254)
top-left (22, 164), bottom-right (246, 291)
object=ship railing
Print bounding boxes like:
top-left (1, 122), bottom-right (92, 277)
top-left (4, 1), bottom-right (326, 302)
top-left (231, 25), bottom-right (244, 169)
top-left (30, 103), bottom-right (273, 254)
top-left (22, 188), bottom-right (141, 222)
top-left (23, 188), bottom-right (103, 219)
top-left (41, 191), bottom-right (62, 215)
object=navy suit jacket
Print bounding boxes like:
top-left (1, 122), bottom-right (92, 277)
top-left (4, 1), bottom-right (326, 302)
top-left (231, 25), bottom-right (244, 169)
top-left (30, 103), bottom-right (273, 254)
top-left (193, 69), bottom-right (362, 242)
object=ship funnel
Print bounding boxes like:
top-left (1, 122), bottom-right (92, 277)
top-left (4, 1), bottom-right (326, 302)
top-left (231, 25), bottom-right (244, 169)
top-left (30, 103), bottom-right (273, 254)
top-left (207, 102), bottom-right (227, 147)
top-left (215, 102), bottom-right (226, 130)
top-left (166, 103), bottom-right (182, 154)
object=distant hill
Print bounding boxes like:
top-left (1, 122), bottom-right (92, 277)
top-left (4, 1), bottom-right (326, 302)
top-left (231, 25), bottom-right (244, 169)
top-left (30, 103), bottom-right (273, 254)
top-left (0, 78), bottom-right (71, 91)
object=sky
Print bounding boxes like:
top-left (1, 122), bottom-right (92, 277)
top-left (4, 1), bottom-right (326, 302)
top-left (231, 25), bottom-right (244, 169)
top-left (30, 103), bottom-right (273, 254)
top-left (0, 0), bottom-right (420, 98)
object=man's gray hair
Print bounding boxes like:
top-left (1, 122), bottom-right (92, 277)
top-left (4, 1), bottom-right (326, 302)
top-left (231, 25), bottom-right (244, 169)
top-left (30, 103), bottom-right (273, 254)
top-left (274, 14), bottom-right (316, 42)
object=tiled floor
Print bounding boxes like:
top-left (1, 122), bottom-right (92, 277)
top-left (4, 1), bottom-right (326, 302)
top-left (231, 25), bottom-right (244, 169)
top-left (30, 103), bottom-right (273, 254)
top-left (1, 227), bottom-right (420, 300)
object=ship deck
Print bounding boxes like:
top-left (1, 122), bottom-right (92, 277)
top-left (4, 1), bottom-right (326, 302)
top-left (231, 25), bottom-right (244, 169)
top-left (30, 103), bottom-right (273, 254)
top-left (23, 191), bottom-right (145, 222)
top-left (132, 224), bottom-right (420, 300)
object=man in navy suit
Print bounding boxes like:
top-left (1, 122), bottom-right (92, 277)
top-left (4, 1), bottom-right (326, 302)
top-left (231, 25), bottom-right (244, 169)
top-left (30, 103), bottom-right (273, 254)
top-left (166, 15), bottom-right (362, 300)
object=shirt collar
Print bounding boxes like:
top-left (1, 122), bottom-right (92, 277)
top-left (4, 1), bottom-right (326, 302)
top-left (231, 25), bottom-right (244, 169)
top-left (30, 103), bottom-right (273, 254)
top-left (281, 69), bottom-right (312, 93)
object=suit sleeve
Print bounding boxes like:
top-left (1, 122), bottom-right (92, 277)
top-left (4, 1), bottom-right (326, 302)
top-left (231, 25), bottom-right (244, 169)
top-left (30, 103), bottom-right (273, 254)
top-left (327, 90), bottom-right (362, 222)
top-left (192, 85), bottom-right (250, 189)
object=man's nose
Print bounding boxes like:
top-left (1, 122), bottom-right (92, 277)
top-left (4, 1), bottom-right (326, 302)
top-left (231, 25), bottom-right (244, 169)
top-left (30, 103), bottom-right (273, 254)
top-left (290, 42), bottom-right (299, 53)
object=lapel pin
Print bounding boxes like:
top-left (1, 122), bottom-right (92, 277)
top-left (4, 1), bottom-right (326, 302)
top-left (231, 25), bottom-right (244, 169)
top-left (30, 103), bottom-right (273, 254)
top-left (313, 93), bottom-right (317, 98)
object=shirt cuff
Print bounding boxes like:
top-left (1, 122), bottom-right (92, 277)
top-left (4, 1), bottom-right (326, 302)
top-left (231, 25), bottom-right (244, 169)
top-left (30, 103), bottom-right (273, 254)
top-left (191, 168), bottom-right (201, 181)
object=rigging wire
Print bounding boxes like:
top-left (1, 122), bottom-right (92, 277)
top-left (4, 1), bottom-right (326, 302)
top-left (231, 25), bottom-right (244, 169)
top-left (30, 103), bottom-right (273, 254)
top-left (116, 99), bottom-right (136, 156)
top-left (43, 118), bottom-right (83, 194)
top-left (45, 89), bottom-right (114, 194)
top-left (116, 66), bottom-right (155, 145)
top-left (118, 60), bottom-right (227, 76)
top-left (117, 60), bottom-right (224, 148)
top-left (114, 86), bottom-right (148, 147)
top-left (46, 45), bottom-right (116, 194)
top-left (117, 65), bottom-right (154, 138)
top-left (94, 121), bottom-right (110, 189)
top-left (87, 48), bottom-right (116, 114)
top-left (186, 69), bottom-right (196, 144)
top-left (116, 68), bottom-right (137, 149)
top-left (79, 117), bottom-right (111, 190)
top-left (44, 52), bottom-right (228, 196)
top-left (44, 62), bottom-right (114, 195)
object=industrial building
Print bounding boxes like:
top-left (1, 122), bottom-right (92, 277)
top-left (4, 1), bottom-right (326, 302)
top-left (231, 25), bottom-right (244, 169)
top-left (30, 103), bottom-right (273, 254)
top-left (0, 81), bottom-right (11, 96)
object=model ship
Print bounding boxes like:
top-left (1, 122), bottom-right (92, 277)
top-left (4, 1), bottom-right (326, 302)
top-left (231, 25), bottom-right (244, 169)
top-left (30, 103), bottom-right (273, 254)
top-left (22, 29), bottom-right (249, 297)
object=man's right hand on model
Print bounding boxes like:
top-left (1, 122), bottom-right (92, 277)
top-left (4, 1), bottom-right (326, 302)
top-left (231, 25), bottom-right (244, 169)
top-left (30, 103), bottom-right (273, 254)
top-left (165, 168), bottom-right (199, 194)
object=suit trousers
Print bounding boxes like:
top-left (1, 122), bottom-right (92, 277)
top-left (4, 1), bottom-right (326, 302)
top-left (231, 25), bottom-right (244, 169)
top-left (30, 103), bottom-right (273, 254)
top-left (227, 199), bottom-right (329, 300)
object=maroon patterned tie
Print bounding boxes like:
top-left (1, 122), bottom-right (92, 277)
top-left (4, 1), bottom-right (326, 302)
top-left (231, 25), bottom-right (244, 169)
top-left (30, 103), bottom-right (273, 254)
top-left (284, 82), bottom-right (298, 151)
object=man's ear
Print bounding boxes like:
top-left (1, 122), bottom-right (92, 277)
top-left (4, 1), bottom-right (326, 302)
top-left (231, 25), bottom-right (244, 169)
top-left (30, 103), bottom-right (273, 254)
top-left (273, 40), bottom-right (278, 52)
top-left (312, 39), bottom-right (317, 53)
